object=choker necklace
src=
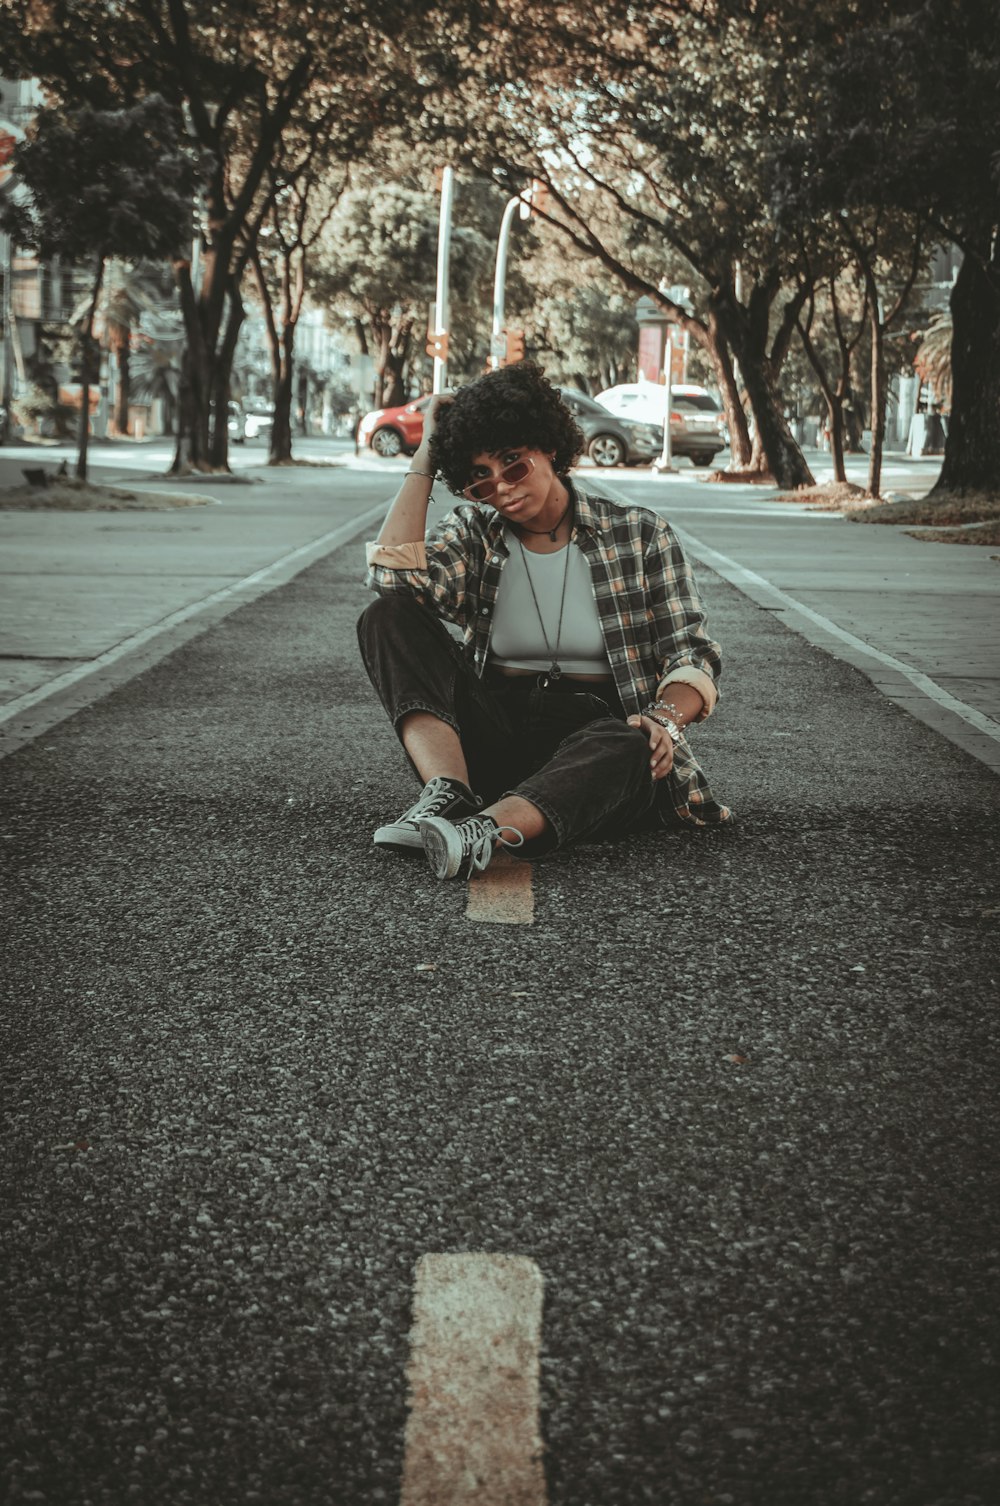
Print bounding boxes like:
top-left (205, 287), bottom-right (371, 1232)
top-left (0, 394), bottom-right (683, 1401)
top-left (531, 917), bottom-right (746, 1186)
top-left (515, 497), bottom-right (572, 543)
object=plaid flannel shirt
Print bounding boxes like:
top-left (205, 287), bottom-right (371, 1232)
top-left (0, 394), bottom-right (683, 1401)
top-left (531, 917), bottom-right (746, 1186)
top-left (365, 483), bottom-right (732, 827)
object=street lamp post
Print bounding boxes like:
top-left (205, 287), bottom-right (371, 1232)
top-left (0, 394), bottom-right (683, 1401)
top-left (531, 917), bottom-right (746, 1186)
top-left (431, 166), bottom-right (454, 393)
top-left (490, 194), bottom-right (522, 371)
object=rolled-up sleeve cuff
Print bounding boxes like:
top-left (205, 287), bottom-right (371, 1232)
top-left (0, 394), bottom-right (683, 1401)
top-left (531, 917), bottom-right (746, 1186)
top-left (660, 665), bottom-right (718, 719)
top-left (365, 540), bottom-right (428, 570)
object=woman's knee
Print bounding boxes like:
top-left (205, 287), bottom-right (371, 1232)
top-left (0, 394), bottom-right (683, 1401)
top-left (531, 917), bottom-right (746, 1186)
top-left (570, 717), bottom-right (649, 765)
top-left (357, 590), bottom-right (422, 636)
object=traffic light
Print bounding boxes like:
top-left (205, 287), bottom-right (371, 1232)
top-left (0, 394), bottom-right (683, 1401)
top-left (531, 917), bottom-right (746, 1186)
top-left (426, 331), bottom-right (449, 360)
top-left (505, 329), bottom-right (525, 364)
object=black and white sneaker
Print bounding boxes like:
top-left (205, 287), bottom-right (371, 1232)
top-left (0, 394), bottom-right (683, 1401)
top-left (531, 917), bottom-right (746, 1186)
top-left (419, 813), bottom-right (526, 880)
top-left (373, 776), bottom-right (482, 854)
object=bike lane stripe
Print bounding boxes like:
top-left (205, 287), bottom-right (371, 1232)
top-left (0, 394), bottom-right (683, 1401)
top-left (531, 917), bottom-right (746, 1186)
top-left (401, 1253), bottom-right (547, 1506)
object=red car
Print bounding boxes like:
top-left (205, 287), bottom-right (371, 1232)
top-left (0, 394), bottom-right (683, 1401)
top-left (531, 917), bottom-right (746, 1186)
top-left (358, 396), bottom-right (430, 457)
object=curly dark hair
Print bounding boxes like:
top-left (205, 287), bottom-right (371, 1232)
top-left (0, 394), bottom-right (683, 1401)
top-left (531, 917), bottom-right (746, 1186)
top-left (429, 362), bottom-right (585, 495)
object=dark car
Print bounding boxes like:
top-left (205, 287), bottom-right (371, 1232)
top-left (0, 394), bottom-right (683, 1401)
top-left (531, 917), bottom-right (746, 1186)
top-left (557, 388), bottom-right (663, 468)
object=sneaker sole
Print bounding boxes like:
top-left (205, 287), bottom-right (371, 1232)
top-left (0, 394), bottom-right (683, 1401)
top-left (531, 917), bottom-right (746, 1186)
top-left (373, 824), bottom-right (425, 853)
top-left (419, 817), bottom-right (462, 880)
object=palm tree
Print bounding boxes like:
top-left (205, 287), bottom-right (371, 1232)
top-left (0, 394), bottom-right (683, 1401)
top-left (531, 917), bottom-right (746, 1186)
top-left (130, 325), bottom-right (184, 436)
top-left (70, 260), bottom-right (177, 434)
top-left (913, 310), bottom-right (953, 411)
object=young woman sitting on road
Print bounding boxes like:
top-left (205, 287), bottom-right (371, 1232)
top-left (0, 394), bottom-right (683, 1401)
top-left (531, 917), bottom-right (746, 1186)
top-left (358, 362), bottom-right (732, 881)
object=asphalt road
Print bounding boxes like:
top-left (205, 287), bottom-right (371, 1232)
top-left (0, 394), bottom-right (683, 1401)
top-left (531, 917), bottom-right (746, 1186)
top-left (2, 467), bottom-right (999, 1505)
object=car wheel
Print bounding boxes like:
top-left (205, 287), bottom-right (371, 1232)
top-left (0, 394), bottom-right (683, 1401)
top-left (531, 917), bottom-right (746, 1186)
top-left (691, 454), bottom-right (715, 468)
top-left (372, 426), bottom-right (404, 458)
top-left (589, 433), bottom-right (625, 467)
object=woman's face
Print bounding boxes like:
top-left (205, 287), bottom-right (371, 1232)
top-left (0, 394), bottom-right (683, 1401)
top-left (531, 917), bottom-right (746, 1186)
top-left (465, 446), bottom-right (565, 523)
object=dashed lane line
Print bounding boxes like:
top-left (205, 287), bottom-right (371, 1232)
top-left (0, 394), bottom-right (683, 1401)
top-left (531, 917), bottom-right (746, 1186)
top-left (401, 1253), bottom-right (547, 1506)
top-left (465, 852), bottom-right (535, 924)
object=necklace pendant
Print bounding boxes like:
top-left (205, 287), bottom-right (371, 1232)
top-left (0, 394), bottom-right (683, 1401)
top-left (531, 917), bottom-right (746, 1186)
top-left (547, 663), bottom-right (562, 682)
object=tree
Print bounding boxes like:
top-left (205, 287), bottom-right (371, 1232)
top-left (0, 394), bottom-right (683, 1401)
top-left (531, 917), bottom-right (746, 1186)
top-left (0, 96), bottom-right (193, 478)
top-left (247, 121), bottom-right (347, 463)
top-left (314, 182), bottom-right (491, 407)
top-left (782, 0), bottom-right (1000, 495)
top-left (796, 263), bottom-right (870, 484)
top-left (518, 232), bottom-right (638, 391)
top-left (442, 5), bottom-right (826, 486)
top-left (0, 0), bottom-right (492, 472)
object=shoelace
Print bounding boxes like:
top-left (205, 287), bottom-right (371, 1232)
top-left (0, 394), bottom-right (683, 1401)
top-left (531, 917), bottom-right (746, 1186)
top-left (402, 776), bottom-right (466, 825)
top-left (459, 816), bottom-right (525, 876)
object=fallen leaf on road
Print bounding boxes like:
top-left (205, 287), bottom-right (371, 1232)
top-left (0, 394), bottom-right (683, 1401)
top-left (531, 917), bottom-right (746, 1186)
top-left (726, 1054), bottom-right (749, 1065)
top-left (414, 963), bottom-right (437, 973)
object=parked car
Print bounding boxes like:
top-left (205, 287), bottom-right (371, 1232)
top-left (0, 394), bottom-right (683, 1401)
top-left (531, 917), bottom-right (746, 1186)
top-left (595, 382), bottom-right (727, 466)
top-left (358, 396), bottom-right (430, 457)
top-left (557, 387), bottom-right (662, 467)
top-left (242, 401), bottom-right (275, 441)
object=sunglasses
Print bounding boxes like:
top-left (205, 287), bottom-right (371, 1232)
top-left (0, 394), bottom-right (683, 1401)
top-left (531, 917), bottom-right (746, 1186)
top-left (463, 456), bottom-right (535, 503)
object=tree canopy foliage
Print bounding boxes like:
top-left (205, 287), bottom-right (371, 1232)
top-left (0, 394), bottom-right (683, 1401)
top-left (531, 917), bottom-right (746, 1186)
top-left (3, 0), bottom-right (998, 490)
top-left (0, 94), bottom-right (194, 476)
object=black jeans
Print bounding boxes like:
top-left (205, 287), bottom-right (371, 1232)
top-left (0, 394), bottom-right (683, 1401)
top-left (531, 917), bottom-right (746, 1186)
top-left (357, 593), bottom-right (662, 855)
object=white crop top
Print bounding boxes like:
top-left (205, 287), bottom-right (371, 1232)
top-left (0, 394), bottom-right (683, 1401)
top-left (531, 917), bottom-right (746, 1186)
top-left (490, 533), bottom-right (610, 675)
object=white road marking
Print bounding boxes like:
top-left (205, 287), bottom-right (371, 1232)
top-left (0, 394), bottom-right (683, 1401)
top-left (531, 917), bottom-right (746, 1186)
top-left (401, 1253), bottom-right (547, 1506)
top-left (0, 502), bottom-right (389, 731)
top-left (466, 852), bottom-right (535, 924)
top-left (676, 531), bottom-right (1000, 745)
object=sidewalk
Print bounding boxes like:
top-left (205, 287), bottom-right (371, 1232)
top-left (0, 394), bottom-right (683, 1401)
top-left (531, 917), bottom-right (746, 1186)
top-left (1, 447), bottom-right (998, 776)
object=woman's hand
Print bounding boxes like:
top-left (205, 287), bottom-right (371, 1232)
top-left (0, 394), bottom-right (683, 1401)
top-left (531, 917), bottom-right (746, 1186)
top-left (408, 391), bottom-right (453, 474)
top-left (420, 391), bottom-right (453, 447)
top-left (627, 714), bottom-right (675, 780)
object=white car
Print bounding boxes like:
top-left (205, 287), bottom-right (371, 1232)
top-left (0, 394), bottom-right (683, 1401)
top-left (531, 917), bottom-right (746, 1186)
top-left (595, 383), bottom-right (727, 466)
top-left (242, 405), bottom-right (275, 441)
top-left (595, 382), bottom-right (710, 419)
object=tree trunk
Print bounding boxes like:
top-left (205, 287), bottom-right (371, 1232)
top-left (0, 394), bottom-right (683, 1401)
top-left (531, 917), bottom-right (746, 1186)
top-left (867, 314), bottom-right (887, 498)
top-left (797, 313), bottom-right (849, 483)
top-left (208, 285), bottom-right (244, 470)
top-left (713, 286), bottom-right (813, 484)
top-left (115, 335), bottom-right (130, 436)
top-left (829, 402), bottom-right (847, 482)
top-left (704, 312), bottom-right (752, 468)
top-left (76, 253), bottom-right (105, 482)
top-left (934, 247), bottom-right (1000, 495)
top-left (739, 343), bottom-right (815, 488)
top-left (296, 366), bottom-right (309, 436)
top-left (171, 261), bottom-right (212, 473)
top-left (271, 368), bottom-right (294, 461)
